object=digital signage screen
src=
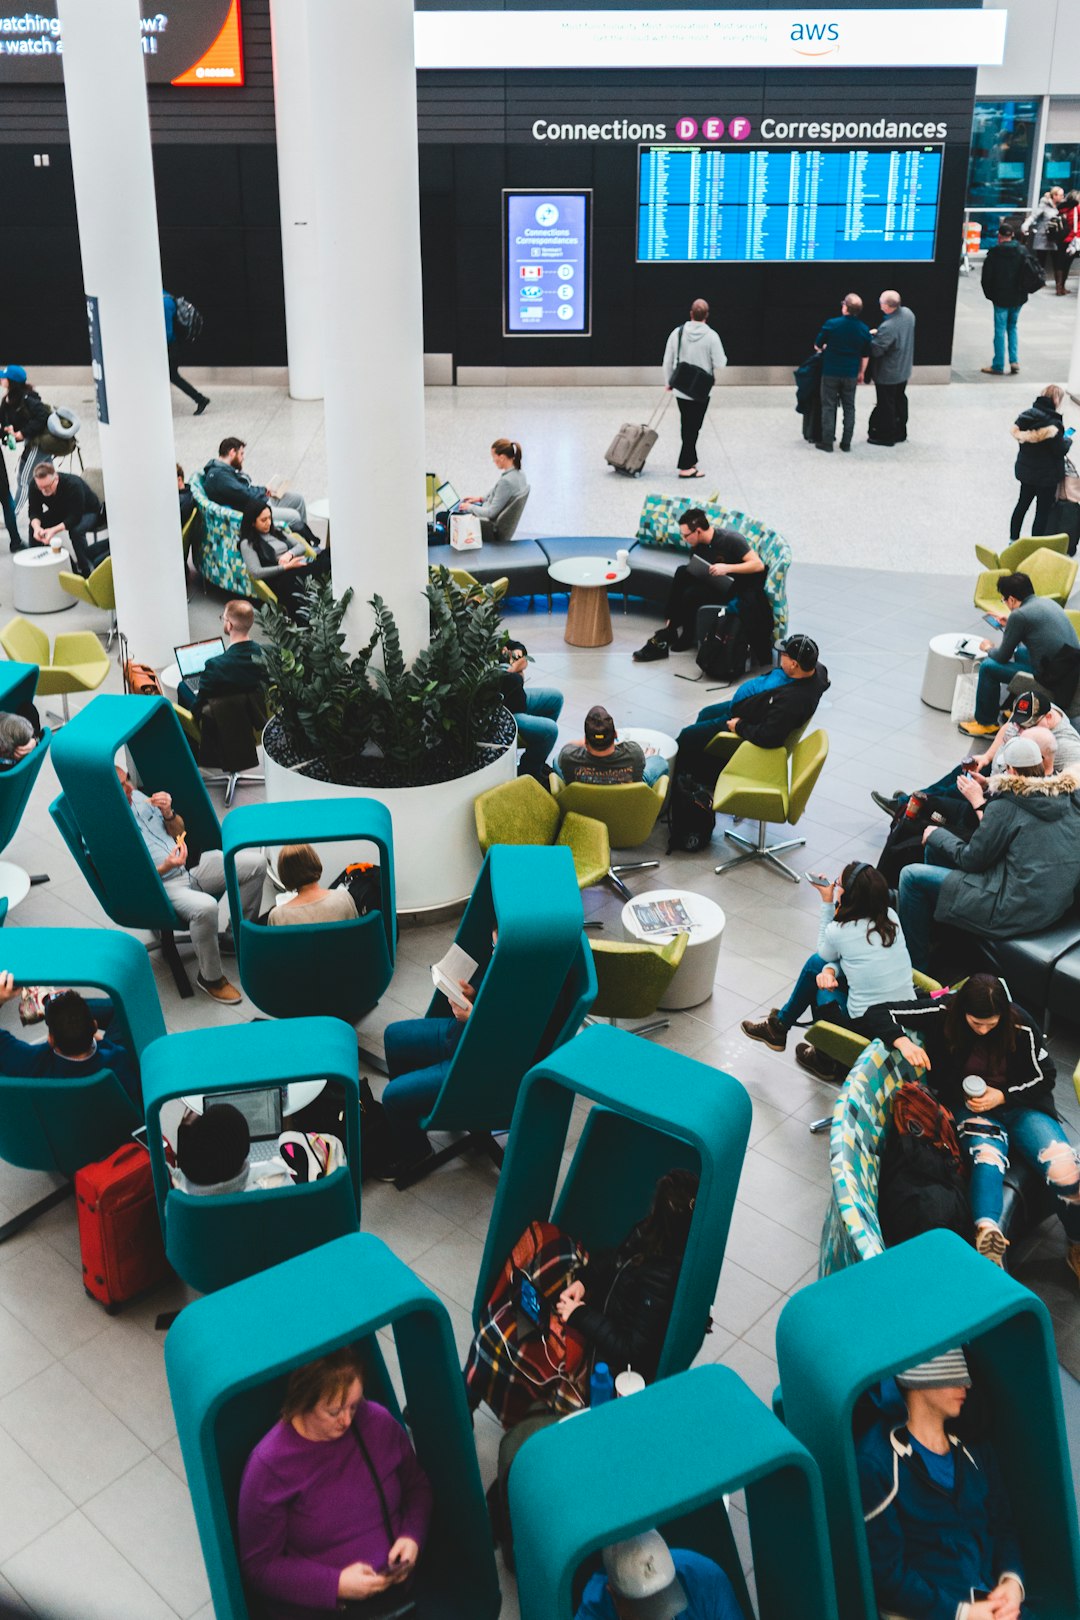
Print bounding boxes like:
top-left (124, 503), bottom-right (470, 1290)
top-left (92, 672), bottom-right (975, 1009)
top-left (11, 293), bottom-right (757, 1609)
top-left (638, 145), bottom-right (943, 263)
top-left (0, 1), bottom-right (244, 84)
top-left (504, 191), bottom-right (592, 336)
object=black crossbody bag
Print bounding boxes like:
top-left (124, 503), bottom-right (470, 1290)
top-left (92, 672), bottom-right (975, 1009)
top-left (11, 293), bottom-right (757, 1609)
top-left (670, 326), bottom-right (715, 402)
top-left (338, 1426), bottom-right (418, 1619)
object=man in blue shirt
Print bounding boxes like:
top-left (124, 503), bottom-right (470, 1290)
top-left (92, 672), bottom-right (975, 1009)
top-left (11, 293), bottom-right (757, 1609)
top-left (815, 293), bottom-right (872, 453)
top-left (575, 1531), bottom-right (742, 1620)
top-left (0, 973), bottom-right (140, 1111)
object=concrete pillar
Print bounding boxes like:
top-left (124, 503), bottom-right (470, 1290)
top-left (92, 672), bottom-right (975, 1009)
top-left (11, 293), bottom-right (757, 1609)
top-left (269, 0), bottom-right (324, 400)
top-left (58, 0), bottom-right (189, 668)
top-left (307, 0), bottom-right (429, 658)
top-left (1069, 282), bottom-right (1080, 404)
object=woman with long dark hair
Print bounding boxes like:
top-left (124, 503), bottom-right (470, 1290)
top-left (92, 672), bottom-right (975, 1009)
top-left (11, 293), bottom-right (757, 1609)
top-left (742, 860), bottom-right (915, 1080)
top-left (238, 497), bottom-right (330, 619)
top-left (865, 973), bottom-right (1080, 1278)
top-left (0, 365), bottom-right (50, 546)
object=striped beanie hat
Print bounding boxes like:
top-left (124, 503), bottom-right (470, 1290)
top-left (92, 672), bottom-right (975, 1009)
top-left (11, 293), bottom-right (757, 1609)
top-left (896, 1349), bottom-right (971, 1390)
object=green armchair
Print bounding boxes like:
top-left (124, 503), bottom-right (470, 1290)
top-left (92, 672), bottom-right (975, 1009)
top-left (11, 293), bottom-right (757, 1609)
top-left (588, 933), bottom-right (688, 1037)
top-left (0, 615), bottom-right (111, 724)
top-left (974, 546), bottom-right (1078, 614)
top-left (974, 533), bottom-right (1069, 572)
top-left (474, 774), bottom-right (610, 890)
top-left (58, 555), bottom-right (116, 649)
top-left (712, 729), bottom-right (829, 883)
top-left (549, 773), bottom-right (669, 899)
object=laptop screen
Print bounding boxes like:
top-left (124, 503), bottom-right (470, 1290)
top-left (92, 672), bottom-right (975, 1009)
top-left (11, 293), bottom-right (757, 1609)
top-left (213, 1088), bottom-right (283, 1141)
top-left (174, 637), bottom-right (225, 678)
top-left (436, 480), bottom-right (459, 510)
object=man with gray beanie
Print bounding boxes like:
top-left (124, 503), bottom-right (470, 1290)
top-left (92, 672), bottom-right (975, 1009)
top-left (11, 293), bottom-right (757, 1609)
top-left (857, 1349), bottom-right (1024, 1620)
top-left (574, 1529), bottom-right (741, 1619)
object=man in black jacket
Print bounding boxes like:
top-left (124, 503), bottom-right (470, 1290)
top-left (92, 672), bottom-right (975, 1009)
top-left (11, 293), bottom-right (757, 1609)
top-left (28, 463), bottom-right (107, 576)
top-left (980, 223), bottom-right (1030, 376)
top-left (673, 633), bottom-right (829, 785)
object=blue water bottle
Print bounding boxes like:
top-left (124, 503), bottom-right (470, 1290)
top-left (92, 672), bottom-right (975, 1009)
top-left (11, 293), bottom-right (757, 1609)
top-left (590, 1361), bottom-right (615, 1407)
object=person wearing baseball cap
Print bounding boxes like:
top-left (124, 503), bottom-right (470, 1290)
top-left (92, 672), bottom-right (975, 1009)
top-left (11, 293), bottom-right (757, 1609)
top-left (557, 705), bottom-right (669, 788)
top-left (857, 1349), bottom-right (1025, 1620)
top-left (898, 729), bottom-right (1080, 971)
top-left (0, 364), bottom-right (50, 549)
top-left (575, 1530), bottom-right (742, 1620)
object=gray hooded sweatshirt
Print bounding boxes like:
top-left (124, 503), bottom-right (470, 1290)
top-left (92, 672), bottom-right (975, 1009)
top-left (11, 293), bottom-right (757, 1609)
top-left (663, 320), bottom-right (728, 400)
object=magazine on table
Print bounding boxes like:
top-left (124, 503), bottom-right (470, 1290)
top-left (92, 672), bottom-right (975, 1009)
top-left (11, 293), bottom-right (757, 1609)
top-left (632, 898), bottom-right (697, 934)
top-left (431, 942), bottom-right (478, 1009)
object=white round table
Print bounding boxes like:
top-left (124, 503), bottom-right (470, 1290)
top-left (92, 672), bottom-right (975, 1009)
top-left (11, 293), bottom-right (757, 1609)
top-left (921, 632), bottom-right (985, 712)
top-left (159, 662), bottom-right (181, 702)
top-left (308, 497), bottom-right (331, 543)
top-left (619, 727), bottom-right (679, 772)
top-left (12, 547), bottom-right (75, 614)
top-left (547, 556), bottom-right (631, 647)
top-left (620, 888), bottom-right (726, 1010)
top-left (0, 861), bottom-right (32, 917)
top-left (181, 1081), bottom-right (326, 1116)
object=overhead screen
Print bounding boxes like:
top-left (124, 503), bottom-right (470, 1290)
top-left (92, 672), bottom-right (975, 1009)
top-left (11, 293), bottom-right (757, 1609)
top-left (0, 1), bottom-right (244, 84)
top-left (504, 191), bottom-right (592, 336)
top-left (638, 145), bottom-right (943, 263)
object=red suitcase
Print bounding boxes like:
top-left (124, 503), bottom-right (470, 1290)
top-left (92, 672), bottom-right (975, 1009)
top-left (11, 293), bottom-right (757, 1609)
top-left (75, 1143), bottom-right (171, 1312)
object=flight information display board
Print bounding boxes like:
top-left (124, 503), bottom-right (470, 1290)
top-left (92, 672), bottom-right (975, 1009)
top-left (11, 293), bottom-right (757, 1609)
top-left (637, 145), bottom-right (942, 263)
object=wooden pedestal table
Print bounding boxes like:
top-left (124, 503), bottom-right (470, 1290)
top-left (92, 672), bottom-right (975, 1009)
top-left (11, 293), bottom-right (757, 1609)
top-left (547, 555), bottom-right (631, 647)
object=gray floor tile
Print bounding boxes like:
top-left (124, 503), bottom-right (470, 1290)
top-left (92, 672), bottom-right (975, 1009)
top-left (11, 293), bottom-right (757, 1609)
top-left (0, 1428), bottom-right (73, 1565)
top-left (2, 1511), bottom-right (179, 1620)
top-left (0, 1305), bottom-right (55, 1401)
top-left (83, 1454), bottom-right (211, 1619)
top-left (0, 1364), bottom-right (150, 1509)
top-left (64, 1322), bottom-right (176, 1452)
top-left (0, 1245), bottom-right (110, 1360)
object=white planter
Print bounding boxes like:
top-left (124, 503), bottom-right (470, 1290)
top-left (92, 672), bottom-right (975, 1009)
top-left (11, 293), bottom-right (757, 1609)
top-left (263, 738), bottom-right (516, 913)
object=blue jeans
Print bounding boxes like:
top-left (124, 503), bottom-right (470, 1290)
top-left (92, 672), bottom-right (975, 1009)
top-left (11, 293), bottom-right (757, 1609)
top-left (992, 305), bottom-right (1021, 372)
top-left (777, 953), bottom-right (849, 1030)
top-left (960, 1106), bottom-right (1080, 1240)
top-left (382, 1017), bottom-right (463, 1154)
top-left (897, 854), bottom-right (952, 972)
top-left (975, 646), bottom-right (1033, 724)
top-left (516, 687), bottom-right (563, 776)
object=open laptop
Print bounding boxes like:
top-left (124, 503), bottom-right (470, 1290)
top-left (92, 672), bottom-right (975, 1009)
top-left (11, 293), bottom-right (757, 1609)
top-left (435, 479), bottom-right (461, 516)
top-left (174, 636), bottom-right (225, 696)
top-left (214, 1087), bottom-right (284, 1162)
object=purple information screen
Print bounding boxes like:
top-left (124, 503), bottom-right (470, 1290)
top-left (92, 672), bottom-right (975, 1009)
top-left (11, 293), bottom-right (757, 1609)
top-left (504, 191), bottom-right (591, 336)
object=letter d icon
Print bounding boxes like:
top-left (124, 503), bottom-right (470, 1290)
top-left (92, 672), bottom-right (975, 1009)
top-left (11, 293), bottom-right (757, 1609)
top-left (676, 117), bottom-right (698, 141)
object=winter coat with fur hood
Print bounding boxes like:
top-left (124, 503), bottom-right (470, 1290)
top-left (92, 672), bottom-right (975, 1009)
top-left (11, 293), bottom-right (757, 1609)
top-left (925, 768), bottom-right (1080, 939)
top-left (1011, 395), bottom-right (1070, 487)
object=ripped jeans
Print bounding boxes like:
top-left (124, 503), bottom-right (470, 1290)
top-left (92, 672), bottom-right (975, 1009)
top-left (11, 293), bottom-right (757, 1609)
top-left (960, 1107), bottom-right (1080, 1241)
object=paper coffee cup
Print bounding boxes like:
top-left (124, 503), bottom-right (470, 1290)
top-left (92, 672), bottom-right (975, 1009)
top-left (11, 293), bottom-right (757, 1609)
top-left (615, 1370), bottom-right (646, 1398)
top-left (616, 548), bottom-right (630, 567)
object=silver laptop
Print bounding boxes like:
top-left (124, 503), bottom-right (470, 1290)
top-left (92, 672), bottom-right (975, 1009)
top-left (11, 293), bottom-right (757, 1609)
top-left (214, 1087), bottom-right (284, 1163)
top-left (435, 479), bottom-right (461, 515)
top-left (174, 636), bottom-right (226, 695)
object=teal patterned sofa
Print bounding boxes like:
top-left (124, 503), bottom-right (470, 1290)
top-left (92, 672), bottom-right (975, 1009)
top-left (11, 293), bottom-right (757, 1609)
top-left (188, 470), bottom-right (258, 596)
top-left (635, 494), bottom-right (791, 643)
top-left (818, 1039), bottom-right (914, 1278)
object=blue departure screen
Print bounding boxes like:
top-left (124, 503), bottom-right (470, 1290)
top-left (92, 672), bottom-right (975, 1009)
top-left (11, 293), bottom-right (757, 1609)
top-left (637, 146), bottom-right (943, 263)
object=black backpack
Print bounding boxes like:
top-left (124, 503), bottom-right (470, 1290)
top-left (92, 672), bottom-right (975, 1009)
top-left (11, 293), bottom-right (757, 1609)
top-left (330, 861), bottom-right (383, 916)
top-left (666, 773), bottom-right (716, 853)
top-left (1018, 247), bottom-right (1046, 295)
top-left (696, 610), bottom-right (749, 683)
top-left (174, 295), bottom-right (204, 342)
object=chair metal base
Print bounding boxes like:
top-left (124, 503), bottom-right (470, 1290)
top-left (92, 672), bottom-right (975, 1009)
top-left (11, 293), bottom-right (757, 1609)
top-left (0, 1180), bottom-right (73, 1243)
top-left (586, 1013), bottom-right (669, 1038)
top-left (606, 858), bottom-right (659, 901)
top-left (714, 821), bottom-right (804, 884)
top-left (201, 769), bottom-right (265, 808)
top-left (45, 693), bottom-right (73, 727)
top-left (394, 1130), bottom-right (505, 1191)
top-left (809, 1116), bottom-right (832, 1135)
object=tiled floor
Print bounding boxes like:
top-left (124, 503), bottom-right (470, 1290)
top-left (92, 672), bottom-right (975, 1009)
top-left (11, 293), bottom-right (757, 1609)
top-left (1, 271), bottom-right (1078, 1617)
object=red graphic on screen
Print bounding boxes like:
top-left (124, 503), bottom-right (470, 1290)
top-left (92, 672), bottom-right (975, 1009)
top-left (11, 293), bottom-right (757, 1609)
top-left (171, 0), bottom-right (244, 85)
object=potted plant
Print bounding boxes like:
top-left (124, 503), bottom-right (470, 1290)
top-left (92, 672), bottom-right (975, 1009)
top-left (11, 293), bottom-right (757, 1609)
top-left (259, 570), bottom-right (518, 909)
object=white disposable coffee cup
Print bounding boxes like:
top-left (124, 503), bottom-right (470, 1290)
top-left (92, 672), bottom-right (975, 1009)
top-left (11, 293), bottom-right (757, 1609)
top-left (962, 1076), bottom-right (987, 1099)
top-left (615, 1370), bottom-right (646, 1398)
top-left (616, 548), bottom-right (630, 567)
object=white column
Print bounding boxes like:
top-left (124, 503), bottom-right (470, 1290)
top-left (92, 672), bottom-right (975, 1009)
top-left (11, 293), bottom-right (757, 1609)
top-left (269, 0), bottom-right (323, 400)
top-left (58, 0), bottom-right (189, 668)
top-left (307, 0), bottom-right (429, 658)
top-left (1069, 285), bottom-right (1080, 404)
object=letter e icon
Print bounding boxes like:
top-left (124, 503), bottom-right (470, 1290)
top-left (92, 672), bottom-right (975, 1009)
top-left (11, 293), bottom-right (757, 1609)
top-left (702, 117), bottom-right (724, 141)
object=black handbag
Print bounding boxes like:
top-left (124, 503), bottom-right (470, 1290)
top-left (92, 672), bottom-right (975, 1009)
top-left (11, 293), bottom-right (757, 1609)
top-left (670, 327), bottom-right (714, 401)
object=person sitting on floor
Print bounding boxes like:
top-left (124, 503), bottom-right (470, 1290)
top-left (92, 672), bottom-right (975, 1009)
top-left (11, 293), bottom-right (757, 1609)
top-left (0, 711), bottom-right (37, 771)
top-left (498, 639), bottom-right (564, 784)
top-left (202, 436), bottom-right (317, 542)
top-left (268, 844), bottom-right (358, 928)
top-left (179, 599), bottom-right (266, 716)
top-left (959, 572), bottom-right (1079, 740)
top-left (557, 705), bottom-right (668, 788)
top-left (0, 973), bottom-right (139, 1110)
top-left (238, 1346), bottom-right (433, 1619)
top-left (171, 1103), bottom-right (291, 1196)
top-left (897, 734), bottom-right (1080, 974)
top-left (674, 633), bottom-right (829, 789)
top-left (238, 498), bottom-right (330, 620)
top-left (576, 1530), bottom-right (742, 1620)
top-left (465, 1170), bottom-right (698, 1429)
top-left (862, 974), bottom-right (1080, 1282)
top-left (857, 1350), bottom-right (1025, 1620)
top-left (741, 861), bottom-right (915, 1081)
top-left (634, 508), bottom-right (767, 662)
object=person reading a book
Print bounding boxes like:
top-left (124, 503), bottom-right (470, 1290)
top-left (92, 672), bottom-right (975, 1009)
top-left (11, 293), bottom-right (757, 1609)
top-left (557, 706), bottom-right (668, 787)
top-left (634, 509), bottom-right (766, 662)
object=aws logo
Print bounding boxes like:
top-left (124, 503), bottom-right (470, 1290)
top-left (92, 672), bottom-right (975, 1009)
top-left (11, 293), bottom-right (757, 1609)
top-left (790, 20), bottom-right (840, 57)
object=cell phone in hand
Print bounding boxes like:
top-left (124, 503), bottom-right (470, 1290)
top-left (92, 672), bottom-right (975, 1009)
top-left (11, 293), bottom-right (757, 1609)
top-left (805, 871), bottom-right (831, 887)
top-left (982, 613), bottom-right (1002, 630)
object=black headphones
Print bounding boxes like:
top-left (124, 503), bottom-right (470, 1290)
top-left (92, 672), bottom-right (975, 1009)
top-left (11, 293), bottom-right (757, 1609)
top-left (846, 861), bottom-right (871, 886)
top-left (780, 634), bottom-right (819, 672)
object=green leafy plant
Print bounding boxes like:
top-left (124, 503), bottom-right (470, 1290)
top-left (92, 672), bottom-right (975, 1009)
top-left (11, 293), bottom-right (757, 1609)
top-left (259, 569), bottom-right (510, 787)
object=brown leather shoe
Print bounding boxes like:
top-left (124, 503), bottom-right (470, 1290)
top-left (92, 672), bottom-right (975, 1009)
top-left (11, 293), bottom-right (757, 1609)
top-left (197, 973), bottom-right (243, 1006)
top-left (741, 1011), bottom-right (788, 1052)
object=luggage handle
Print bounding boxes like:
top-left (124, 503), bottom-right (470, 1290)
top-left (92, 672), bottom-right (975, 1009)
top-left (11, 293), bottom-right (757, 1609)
top-left (646, 392), bottom-right (673, 432)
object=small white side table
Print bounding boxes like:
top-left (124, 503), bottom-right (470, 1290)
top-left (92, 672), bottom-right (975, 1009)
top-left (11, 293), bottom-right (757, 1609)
top-left (619, 727), bottom-right (679, 772)
top-left (547, 557), bottom-right (631, 647)
top-left (0, 861), bottom-right (32, 916)
top-left (12, 547), bottom-right (75, 615)
top-left (621, 888), bottom-right (726, 1009)
top-left (159, 662), bottom-right (182, 702)
top-left (921, 632), bottom-right (984, 712)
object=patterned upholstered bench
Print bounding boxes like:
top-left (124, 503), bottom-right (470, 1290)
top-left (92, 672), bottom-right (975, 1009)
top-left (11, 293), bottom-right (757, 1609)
top-left (188, 471), bottom-right (257, 596)
top-left (633, 494), bottom-right (792, 644)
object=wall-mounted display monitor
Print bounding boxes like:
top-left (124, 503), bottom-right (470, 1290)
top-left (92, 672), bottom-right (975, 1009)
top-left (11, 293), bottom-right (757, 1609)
top-left (638, 145), bottom-right (943, 263)
top-left (504, 191), bottom-right (592, 336)
top-left (0, 0), bottom-right (244, 84)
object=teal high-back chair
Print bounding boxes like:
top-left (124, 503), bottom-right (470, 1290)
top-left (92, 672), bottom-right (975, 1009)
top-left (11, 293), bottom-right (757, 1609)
top-left (50, 694), bottom-right (222, 996)
top-left (397, 843), bottom-right (596, 1186)
top-left (0, 661), bottom-right (52, 888)
top-left (776, 1230), bottom-right (1080, 1620)
top-left (164, 1232), bottom-right (500, 1620)
top-left (141, 1019), bottom-right (361, 1293)
top-left (512, 1365), bottom-right (838, 1620)
top-left (474, 1023), bottom-right (751, 1380)
top-left (222, 799), bottom-right (395, 1023)
top-left (0, 927), bottom-right (165, 1240)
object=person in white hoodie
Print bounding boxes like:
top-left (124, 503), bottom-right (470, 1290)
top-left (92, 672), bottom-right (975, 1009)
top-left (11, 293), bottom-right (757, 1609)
top-left (662, 299), bottom-right (728, 478)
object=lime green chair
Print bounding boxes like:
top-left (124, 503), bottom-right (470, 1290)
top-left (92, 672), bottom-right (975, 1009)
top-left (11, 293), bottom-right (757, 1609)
top-left (437, 565), bottom-right (509, 602)
top-left (0, 615), bottom-right (111, 724)
top-left (58, 555), bottom-right (116, 648)
top-left (705, 716), bottom-right (810, 776)
top-left (974, 533), bottom-right (1069, 572)
top-left (712, 728), bottom-right (829, 883)
top-left (474, 773), bottom-right (610, 890)
top-left (588, 933), bottom-right (688, 1037)
top-left (974, 547), bottom-right (1078, 614)
top-left (549, 773), bottom-right (669, 897)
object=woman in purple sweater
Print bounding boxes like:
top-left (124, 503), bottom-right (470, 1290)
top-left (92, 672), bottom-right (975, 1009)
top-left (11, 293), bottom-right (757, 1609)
top-left (237, 1347), bottom-right (433, 1617)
